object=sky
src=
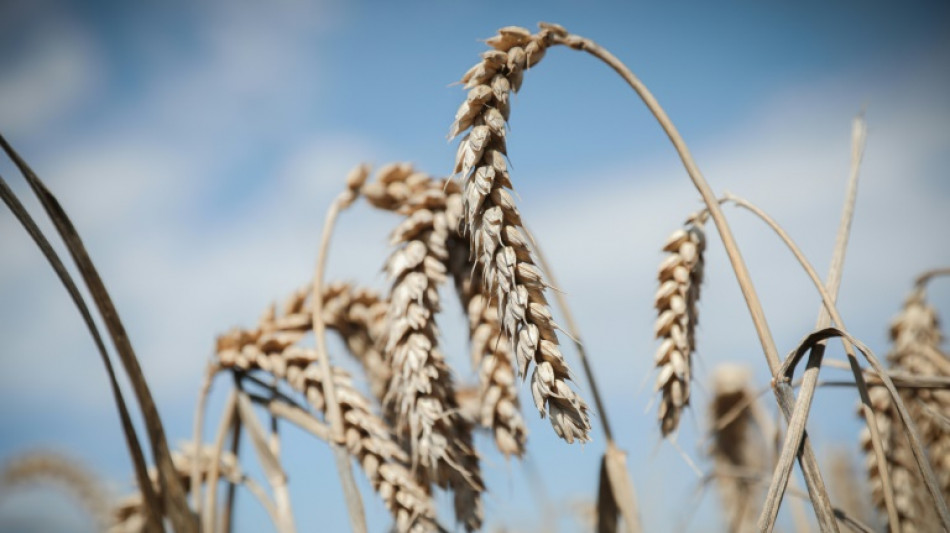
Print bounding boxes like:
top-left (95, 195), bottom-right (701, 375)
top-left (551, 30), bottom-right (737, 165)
top-left (1, 0), bottom-right (949, 531)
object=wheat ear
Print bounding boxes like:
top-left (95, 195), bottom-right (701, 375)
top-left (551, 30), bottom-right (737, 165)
top-left (860, 285), bottom-right (950, 531)
top-left (449, 237), bottom-right (528, 458)
top-left (1, 451), bottom-right (111, 531)
top-left (654, 211), bottom-right (707, 436)
top-left (363, 163), bottom-right (484, 531)
top-left (707, 365), bottom-right (766, 533)
top-left (215, 324), bottom-right (438, 533)
top-left (111, 445), bottom-right (246, 533)
top-left (363, 163), bottom-right (527, 460)
top-left (449, 24), bottom-right (591, 443)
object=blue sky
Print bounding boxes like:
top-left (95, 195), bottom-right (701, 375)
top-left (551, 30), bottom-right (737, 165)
top-left (1, 1), bottom-right (949, 531)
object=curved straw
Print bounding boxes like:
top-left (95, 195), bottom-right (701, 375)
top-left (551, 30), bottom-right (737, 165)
top-left (309, 173), bottom-right (369, 533)
top-left (724, 193), bottom-right (950, 529)
top-left (547, 30), bottom-right (837, 529)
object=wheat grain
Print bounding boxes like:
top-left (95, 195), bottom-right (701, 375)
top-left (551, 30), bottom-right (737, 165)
top-left (215, 324), bottom-right (438, 532)
top-left (110, 445), bottom-right (243, 533)
top-left (364, 164), bottom-right (527, 459)
top-left (860, 286), bottom-right (950, 531)
top-left (449, 238), bottom-right (528, 458)
top-left (363, 164), bottom-right (484, 531)
top-left (449, 25), bottom-right (591, 444)
top-left (707, 365), bottom-right (765, 533)
top-left (654, 211), bottom-right (707, 436)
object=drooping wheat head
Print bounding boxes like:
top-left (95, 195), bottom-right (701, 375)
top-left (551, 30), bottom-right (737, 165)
top-left (449, 24), bottom-right (591, 444)
top-left (654, 211), bottom-right (707, 436)
top-left (1, 451), bottom-right (111, 531)
top-left (109, 445), bottom-right (241, 533)
top-left (861, 286), bottom-right (950, 530)
top-left (448, 237), bottom-right (528, 458)
top-left (363, 163), bottom-right (484, 531)
top-left (363, 164), bottom-right (528, 460)
top-left (707, 364), bottom-right (765, 533)
top-left (215, 320), bottom-right (438, 533)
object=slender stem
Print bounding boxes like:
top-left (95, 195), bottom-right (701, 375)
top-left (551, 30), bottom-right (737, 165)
top-left (205, 390), bottom-right (239, 533)
top-left (915, 267), bottom-right (950, 289)
top-left (222, 402), bottom-right (244, 533)
top-left (191, 364), bottom-right (218, 513)
top-left (310, 187), bottom-right (367, 533)
top-left (551, 33), bottom-right (837, 530)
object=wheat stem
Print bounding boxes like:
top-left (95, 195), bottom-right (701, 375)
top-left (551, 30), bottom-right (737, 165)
top-left (546, 30), bottom-right (837, 529)
top-left (309, 167), bottom-right (370, 533)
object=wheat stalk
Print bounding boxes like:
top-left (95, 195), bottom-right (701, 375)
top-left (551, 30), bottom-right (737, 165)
top-left (449, 24), bottom-right (591, 444)
top-left (654, 211), bottom-right (707, 436)
top-left (215, 324), bottom-right (438, 532)
top-left (708, 365), bottom-right (766, 533)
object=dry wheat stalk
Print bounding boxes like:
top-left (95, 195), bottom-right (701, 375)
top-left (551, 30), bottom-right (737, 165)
top-left (363, 163), bottom-right (527, 459)
top-left (449, 238), bottom-right (528, 458)
top-left (708, 364), bottom-right (765, 533)
top-left (361, 163), bottom-right (484, 531)
top-left (654, 211), bottom-right (707, 436)
top-left (1, 451), bottom-right (111, 530)
top-left (215, 325), bottom-right (438, 532)
top-left (449, 24), bottom-right (591, 444)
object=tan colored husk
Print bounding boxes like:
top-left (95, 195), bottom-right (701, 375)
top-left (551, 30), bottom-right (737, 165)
top-left (449, 237), bottom-right (528, 458)
top-left (654, 211), bottom-right (707, 436)
top-left (364, 163), bottom-right (528, 459)
top-left (861, 287), bottom-right (949, 531)
top-left (449, 25), bottom-right (591, 444)
top-left (364, 164), bottom-right (484, 531)
top-left (110, 445), bottom-right (241, 533)
top-left (1, 451), bottom-right (111, 530)
top-left (708, 364), bottom-right (765, 533)
top-left (215, 322), bottom-right (438, 533)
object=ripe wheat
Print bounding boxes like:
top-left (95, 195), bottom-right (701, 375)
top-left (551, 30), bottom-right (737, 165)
top-left (215, 319), bottom-right (438, 532)
top-left (708, 365), bottom-right (765, 533)
top-left (449, 24), bottom-right (591, 443)
top-left (654, 211), bottom-right (707, 436)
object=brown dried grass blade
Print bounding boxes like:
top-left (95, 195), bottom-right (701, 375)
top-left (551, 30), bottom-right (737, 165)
top-left (0, 134), bottom-right (197, 532)
top-left (595, 453), bottom-right (619, 533)
top-left (0, 174), bottom-right (163, 533)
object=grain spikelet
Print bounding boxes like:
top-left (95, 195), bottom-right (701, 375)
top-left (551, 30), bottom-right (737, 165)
top-left (861, 286), bottom-right (949, 531)
top-left (654, 211), bottom-right (706, 436)
top-left (860, 387), bottom-right (936, 532)
top-left (215, 324), bottom-right (438, 532)
top-left (364, 163), bottom-right (528, 458)
top-left (708, 365), bottom-right (765, 533)
top-left (366, 165), bottom-right (484, 531)
top-left (449, 238), bottom-right (528, 458)
top-left (449, 25), bottom-right (591, 444)
top-left (110, 445), bottom-right (241, 533)
top-left (1, 451), bottom-right (111, 530)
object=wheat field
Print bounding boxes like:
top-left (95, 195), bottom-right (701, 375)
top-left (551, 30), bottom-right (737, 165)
top-left (1, 4), bottom-right (949, 532)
